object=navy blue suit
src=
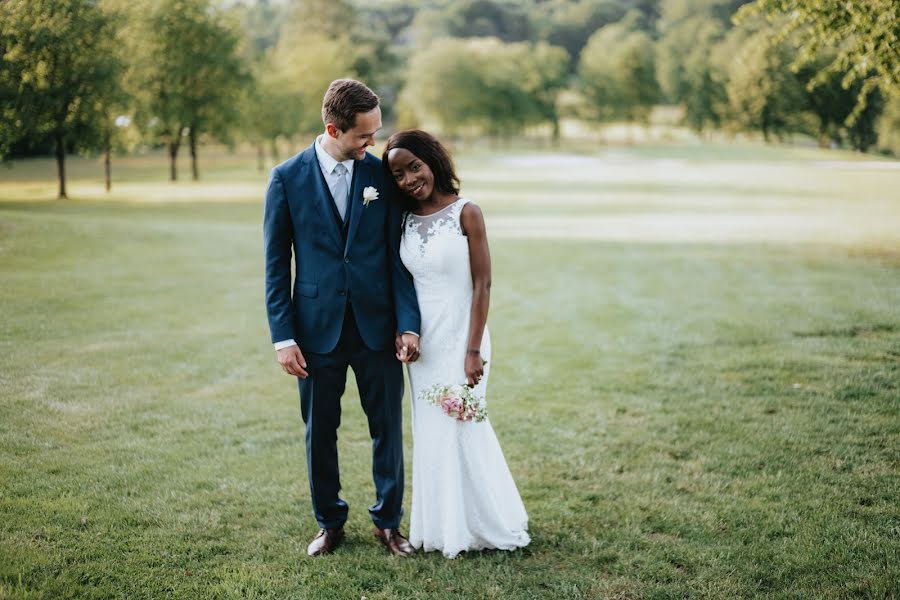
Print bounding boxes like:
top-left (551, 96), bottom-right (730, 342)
top-left (263, 143), bottom-right (420, 529)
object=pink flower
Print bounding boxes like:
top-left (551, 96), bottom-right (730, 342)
top-left (421, 383), bottom-right (487, 423)
top-left (441, 395), bottom-right (463, 417)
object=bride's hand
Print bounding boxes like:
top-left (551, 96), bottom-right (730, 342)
top-left (395, 332), bottom-right (420, 363)
top-left (465, 350), bottom-right (483, 386)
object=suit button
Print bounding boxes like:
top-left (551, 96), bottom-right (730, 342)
top-left (339, 290), bottom-right (346, 296)
top-left (344, 257), bottom-right (350, 263)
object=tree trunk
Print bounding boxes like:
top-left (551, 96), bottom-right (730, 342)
top-left (189, 126), bottom-right (199, 181)
top-left (168, 137), bottom-right (180, 182)
top-left (55, 131), bottom-right (67, 199)
top-left (270, 139), bottom-right (279, 163)
top-left (104, 142), bottom-right (112, 192)
top-left (257, 143), bottom-right (265, 172)
top-left (551, 116), bottom-right (561, 147)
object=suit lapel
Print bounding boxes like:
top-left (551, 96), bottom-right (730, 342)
top-left (303, 147), bottom-right (344, 252)
top-left (344, 159), bottom-right (368, 257)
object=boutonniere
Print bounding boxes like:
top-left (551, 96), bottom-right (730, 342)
top-left (362, 186), bottom-right (379, 207)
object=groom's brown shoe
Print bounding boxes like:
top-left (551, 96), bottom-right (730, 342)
top-left (307, 527), bottom-right (344, 556)
top-left (374, 527), bottom-right (416, 557)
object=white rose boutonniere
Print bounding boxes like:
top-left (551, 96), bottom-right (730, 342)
top-left (362, 186), bottom-right (379, 207)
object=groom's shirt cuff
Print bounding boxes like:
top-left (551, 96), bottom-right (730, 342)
top-left (275, 334), bottom-right (415, 350)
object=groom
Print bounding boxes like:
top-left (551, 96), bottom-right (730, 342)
top-left (263, 79), bottom-right (421, 557)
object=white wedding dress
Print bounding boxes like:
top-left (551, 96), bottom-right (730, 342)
top-left (400, 198), bottom-right (530, 559)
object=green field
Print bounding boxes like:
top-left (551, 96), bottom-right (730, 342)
top-left (1, 143), bottom-right (898, 598)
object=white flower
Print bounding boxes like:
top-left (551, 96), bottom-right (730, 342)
top-left (362, 186), bottom-right (379, 207)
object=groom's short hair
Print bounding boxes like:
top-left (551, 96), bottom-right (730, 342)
top-left (322, 79), bottom-right (379, 132)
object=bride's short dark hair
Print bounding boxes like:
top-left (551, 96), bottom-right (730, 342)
top-left (382, 130), bottom-right (460, 201)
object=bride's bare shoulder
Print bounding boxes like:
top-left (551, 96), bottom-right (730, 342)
top-left (458, 200), bottom-right (485, 237)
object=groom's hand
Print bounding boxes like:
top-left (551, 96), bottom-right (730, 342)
top-left (395, 332), bottom-right (420, 363)
top-left (277, 345), bottom-right (308, 379)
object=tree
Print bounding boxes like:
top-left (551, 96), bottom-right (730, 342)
top-left (738, 0), bottom-right (900, 122)
top-left (657, 13), bottom-right (723, 101)
top-left (535, 0), bottom-right (629, 65)
top-left (397, 37), bottom-right (569, 139)
top-left (240, 55), bottom-right (302, 171)
top-left (659, 0), bottom-right (753, 26)
top-left (238, 27), bottom-right (357, 170)
top-left (233, 0), bottom-right (284, 63)
top-left (126, 0), bottom-right (247, 181)
top-left (724, 28), bottom-right (808, 141)
top-left (796, 51), bottom-right (884, 150)
top-left (578, 13), bottom-right (660, 124)
top-left (876, 97), bottom-right (900, 156)
top-left (656, 15), bottom-right (728, 131)
top-left (268, 32), bottom-right (357, 137)
top-left (522, 42), bottom-right (571, 141)
top-left (444, 0), bottom-right (534, 42)
top-left (0, 0), bottom-right (122, 199)
top-left (682, 38), bottom-right (729, 133)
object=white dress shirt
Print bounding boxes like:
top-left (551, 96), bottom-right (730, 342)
top-left (314, 134), bottom-right (355, 208)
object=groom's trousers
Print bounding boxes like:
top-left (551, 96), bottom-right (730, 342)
top-left (297, 305), bottom-right (405, 530)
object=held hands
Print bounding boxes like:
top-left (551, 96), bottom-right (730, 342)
top-left (276, 345), bottom-right (308, 379)
top-left (465, 349), bottom-right (484, 387)
top-left (395, 332), bottom-right (421, 363)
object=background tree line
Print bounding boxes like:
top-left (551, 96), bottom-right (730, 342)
top-left (1, 0), bottom-right (898, 197)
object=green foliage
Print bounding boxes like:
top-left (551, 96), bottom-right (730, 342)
top-left (232, 0), bottom-right (285, 63)
top-left (238, 57), bottom-right (300, 159)
top-left (542, 1), bottom-right (626, 63)
top-left (443, 0), bottom-right (535, 42)
top-left (0, 0), bottom-right (121, 172)
top-left (738, 0), bottom-right (900, 123)
top-left (579, 12), bottom-right (660, 123)
top-left (682, 42), bottom-right (729, 133)
top-left (5, 0), bottom-right (900, 156)
top-left (797, 51), bottom-right (884, 150)
top-left (124, 0), bottom-right (247, 178)
top-left (656, 15), bottom-right (728, 131)
top-left (876, 97), bottom-right (900, 156)
top-left (398, 37), bottom-right (569, 137)
top-left (659, 0), bottom-right (753, 27)
top-left (655, 1), bottom-right (758, 133)
top-left (265, 32), bottom-right (356, 136)
top-left (724, 27), bottom-right (808, 141)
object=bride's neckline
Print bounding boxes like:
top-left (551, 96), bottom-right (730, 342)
top-left (409, 197), bottom-right (464, 217)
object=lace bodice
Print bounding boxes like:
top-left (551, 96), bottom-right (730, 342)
top-left (404, 199), bottom-right (467, 249)
top-left (401, 198), bottom-right (472, 303)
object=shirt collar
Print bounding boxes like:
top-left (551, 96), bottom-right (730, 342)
top-left (315, 135), bottom-right (355, 177)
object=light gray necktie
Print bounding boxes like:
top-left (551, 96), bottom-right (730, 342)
top-left (332, 163), bottom-right (349, 222)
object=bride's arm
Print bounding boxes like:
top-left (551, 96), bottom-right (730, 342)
top-left (461, 202), bottom-right (491, 387)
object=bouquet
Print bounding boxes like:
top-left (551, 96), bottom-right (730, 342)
top-left (419, 383), bottom-right (488, 422)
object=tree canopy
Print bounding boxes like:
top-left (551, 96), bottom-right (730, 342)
top-left (738, 0), bottom-right (900, 121)
top-left (0, 0), bottom-right (122, 197)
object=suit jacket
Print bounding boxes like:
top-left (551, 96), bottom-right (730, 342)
top-left (263, 143), bottom-right (420, 354)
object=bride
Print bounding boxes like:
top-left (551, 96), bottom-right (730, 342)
top-left (383, 129), bottom-right (530, 558)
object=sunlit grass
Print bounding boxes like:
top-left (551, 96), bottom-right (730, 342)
top-left (1, 143), bottom-right (898, 598)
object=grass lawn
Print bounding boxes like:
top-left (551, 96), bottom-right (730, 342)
top-left (1, 143), bottom-right (898, 598)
